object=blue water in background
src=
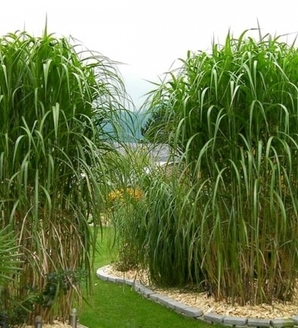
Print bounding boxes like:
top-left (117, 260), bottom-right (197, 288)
top-left (102, 109), bottom-right (177, 163)
top-left (102, 109), bottom-right (149, 143)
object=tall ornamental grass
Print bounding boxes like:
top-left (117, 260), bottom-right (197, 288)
top-left (107, 147), bottom-right (200, 287)
top-left (104, 144), bottom-right (152, 270)
top-left (140, 30), bottom-right (298, 305)
top-left (0, 30), bottom-right (126, 324)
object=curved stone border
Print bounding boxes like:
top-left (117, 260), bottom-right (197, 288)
top-left (97, 265), bottom-right (298, 327)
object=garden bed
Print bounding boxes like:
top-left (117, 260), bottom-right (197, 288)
top-left (103, 265), bottom-right (298, 319)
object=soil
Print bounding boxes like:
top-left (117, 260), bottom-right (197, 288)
top-left (103, 265), bottom-right (298, 319)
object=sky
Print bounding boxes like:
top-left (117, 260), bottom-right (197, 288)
top-left (1, 0), bottom-right (298, 110)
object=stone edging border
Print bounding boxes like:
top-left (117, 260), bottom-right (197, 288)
top-left (97, 265), bottom-right (298, 328)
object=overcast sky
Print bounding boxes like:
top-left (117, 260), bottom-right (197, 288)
top-left (1, 0), bottom-right (298, 109)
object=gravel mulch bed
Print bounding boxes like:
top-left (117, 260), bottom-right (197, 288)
top-left (103, 265), bottom-right (298, 319)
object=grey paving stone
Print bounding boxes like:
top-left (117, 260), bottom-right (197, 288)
top-left (196, 316), bottom-right (211, 323)
top-left (149, 293), bottom-right (161, 301)
top-left (114, 277), bottom-right (127, 283)
top-left (153, 294), bottom-right (176, 306)
top-left (247, 318), bottom-right (271, 327)
top-left (137, 285), bottom-right (154, 297)
top-left (133, 281), bottom-right (143, 292)
top-left (107, 276), bottom-right (117, 283)
top-left (178, 306), bottom-right (203, 318)
top-left (204, 312), bottom-right (225, 323)
top-left (123, 279), bottom-right (134, 286)
top-left (96, 266), bottom-right (109, 275)
top-left (270, 319), bottom-right (294, 327)
top-left (166, 300), bottom-right (186, 310)
top-left (97, 273), bottom-right (108, 281)
top-left (96, 269), bottom-right (106, 279)
top-left (291, 316), bottom-right (298, 325)
top-left (224, 316), bottom-right (247, 326)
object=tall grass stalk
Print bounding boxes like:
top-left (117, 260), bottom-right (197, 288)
top-left (0, 29), bottom-right (127, 323)
top-left (139, 30), bottom-right (298, 305)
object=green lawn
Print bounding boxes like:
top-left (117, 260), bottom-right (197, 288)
top-left (79, 228), bottom-right (222, 328)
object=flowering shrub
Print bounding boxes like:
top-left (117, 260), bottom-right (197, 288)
top-left (108, 188), bottom-right (143, 203)
top-left (107, 187), bottom-right (143, 213)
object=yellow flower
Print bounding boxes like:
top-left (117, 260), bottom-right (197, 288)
top-left (126, 187), bottom-right (143, 200)
top-left (108, 187), bottom-right (143, 203)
